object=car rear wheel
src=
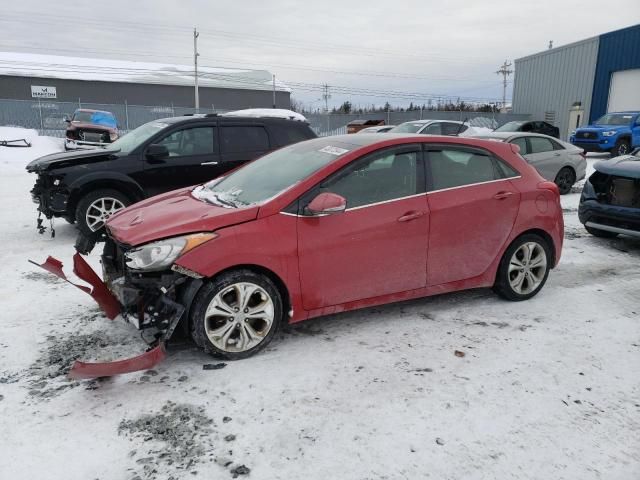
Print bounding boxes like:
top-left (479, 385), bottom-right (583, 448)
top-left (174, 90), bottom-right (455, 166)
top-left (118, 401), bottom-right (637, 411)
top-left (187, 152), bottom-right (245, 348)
top-left (75, 189), bottom-right (130, 235)
top-left (190, 269), bottom-right (284, 359)
top-left (585, 225), bottom-right (619, 238)
top-left (554, 167), bottom-right (576, 195)
top-left (613, 139), bottom-right (630, 157)
top-left (493, 234), bottom-right (552, 301)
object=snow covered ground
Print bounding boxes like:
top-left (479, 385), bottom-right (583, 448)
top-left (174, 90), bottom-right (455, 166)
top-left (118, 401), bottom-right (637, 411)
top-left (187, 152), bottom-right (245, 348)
top-left (0, 129), bottom-right (638, 480)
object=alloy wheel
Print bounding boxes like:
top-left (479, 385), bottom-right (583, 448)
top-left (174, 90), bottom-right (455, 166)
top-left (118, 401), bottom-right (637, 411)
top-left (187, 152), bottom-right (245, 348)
top-left (204, 282), bottom-right (275, 353)
top-left (508, 242), bottom-right (547, 295)
top-left (85, 197), bottom-right (126, 232)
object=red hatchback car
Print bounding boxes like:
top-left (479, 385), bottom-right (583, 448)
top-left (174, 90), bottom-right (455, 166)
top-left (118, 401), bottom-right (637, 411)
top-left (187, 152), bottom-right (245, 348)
top-left (40, 134), bottom-right (563, 375)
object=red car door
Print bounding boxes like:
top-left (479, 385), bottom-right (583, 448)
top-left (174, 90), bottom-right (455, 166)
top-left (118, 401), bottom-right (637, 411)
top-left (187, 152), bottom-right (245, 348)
top-left (296, 145), bottom-right (429, 310)
top-left (425, 145), bottom-right (521, 286)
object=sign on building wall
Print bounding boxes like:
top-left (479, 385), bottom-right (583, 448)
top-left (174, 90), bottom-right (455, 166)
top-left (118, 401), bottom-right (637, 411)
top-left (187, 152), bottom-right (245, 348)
top-left (31, 86), bottom-right (57, 99)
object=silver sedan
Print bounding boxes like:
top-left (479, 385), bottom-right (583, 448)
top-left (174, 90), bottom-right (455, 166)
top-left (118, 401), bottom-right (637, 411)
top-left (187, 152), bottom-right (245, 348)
top-left (473, 132), bottom-right (587, 194)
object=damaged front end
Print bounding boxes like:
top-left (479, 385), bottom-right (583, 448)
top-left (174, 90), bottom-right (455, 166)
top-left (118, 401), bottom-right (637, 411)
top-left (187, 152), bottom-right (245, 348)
top-left (579, 160), bottom-right (640, 237)
top-left (31, 237), bottom-right (203, 379)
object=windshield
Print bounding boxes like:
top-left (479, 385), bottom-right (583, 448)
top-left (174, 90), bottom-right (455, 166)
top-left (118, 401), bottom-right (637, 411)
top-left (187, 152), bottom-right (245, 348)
top-left (494, 121), bottom-right (524, 132)
top-left (108, 121), bottom-right (168, 155)
top-left (193, 139), bottom-right (351, 207)
top-left (594, 113), bottom-right (635, 126)
top-left (72, 110), bottom-right (115, 125)
top-left (388, 122), bottom-right (425, 133)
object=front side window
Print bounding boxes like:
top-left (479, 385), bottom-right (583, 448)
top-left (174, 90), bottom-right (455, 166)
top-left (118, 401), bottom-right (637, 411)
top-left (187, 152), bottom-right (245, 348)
top-left (528, 136), bottom-right (554, 154)
top-left (221, 126), bottom-right (269, 153)
top-left (422, 123), bottom-right (442, 135)
top-left (442, 122), bottom-right (467, 135)
top-left (318, 149), bottom-right (420, 209)
top-left (156, 127), bottom-right (215, 156)
top-left (429, 148), bottom-right (502, 190)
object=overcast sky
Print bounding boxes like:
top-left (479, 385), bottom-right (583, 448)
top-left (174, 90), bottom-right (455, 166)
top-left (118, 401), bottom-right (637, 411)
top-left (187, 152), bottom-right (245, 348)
top-left (2, 0), bottom-right (639, 109)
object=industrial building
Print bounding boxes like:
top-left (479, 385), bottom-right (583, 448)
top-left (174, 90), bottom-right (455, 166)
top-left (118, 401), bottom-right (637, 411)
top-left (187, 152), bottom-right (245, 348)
top-left (0, 52), bottom-right (290, 110)
top-left (512, 24), bottom-right (640, 140)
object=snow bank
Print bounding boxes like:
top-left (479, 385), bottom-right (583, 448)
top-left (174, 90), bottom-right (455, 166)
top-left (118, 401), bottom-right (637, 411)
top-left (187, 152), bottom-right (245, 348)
top-left (222, 108), bottom-right (307, 122)
top-left (0, 126), bottom-right (64, 171)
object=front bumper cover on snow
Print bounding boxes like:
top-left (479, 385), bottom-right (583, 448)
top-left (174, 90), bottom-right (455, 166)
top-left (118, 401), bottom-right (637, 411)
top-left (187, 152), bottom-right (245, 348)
top-left (30, 253), bottom-right (192, 379)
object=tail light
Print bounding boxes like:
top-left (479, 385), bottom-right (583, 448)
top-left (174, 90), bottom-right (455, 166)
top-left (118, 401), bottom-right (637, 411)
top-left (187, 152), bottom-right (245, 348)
top-left (538, 181), bottom-right (559, 196)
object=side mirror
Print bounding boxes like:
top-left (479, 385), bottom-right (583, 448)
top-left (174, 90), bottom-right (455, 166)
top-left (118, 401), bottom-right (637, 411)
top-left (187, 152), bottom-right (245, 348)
top-left (146, 144), bottom-right (169, 161)
top-left (305, 192), bottom-right (347, 216)
top-left (63, 117), bottom-right (71, 123)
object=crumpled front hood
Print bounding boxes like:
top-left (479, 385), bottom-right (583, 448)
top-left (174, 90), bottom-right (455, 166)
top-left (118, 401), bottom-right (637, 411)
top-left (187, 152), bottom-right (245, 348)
top-left (26, 147), bottom-right (120, 172)
top-left (594, 155), bottom-right (640, 178)
top-left (106, 187), bottom-right (259, 246)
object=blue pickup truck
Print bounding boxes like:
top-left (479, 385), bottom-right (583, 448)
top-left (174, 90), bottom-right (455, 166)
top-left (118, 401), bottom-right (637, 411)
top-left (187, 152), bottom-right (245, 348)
top-left (570, 111), bottom-right (640, 157)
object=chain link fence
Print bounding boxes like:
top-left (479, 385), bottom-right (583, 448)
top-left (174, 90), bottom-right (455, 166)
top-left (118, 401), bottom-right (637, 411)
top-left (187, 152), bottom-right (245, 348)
top-left (0, 98), bottom-right (532, 138)
top-left (0, 98), bottom-right (220, 137)
top-left (306, 111), bottom-right (532, 136)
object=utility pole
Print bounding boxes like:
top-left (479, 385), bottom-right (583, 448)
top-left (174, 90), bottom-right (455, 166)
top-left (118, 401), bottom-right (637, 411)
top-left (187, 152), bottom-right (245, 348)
top-left (272, 74), bottom-right (276, 108)
top-left (495, 60), bottom-right (513, 110)
top-left (322, 84), bottom-right (331, 134)
top-left (193, 27), bottom-right (200, 112)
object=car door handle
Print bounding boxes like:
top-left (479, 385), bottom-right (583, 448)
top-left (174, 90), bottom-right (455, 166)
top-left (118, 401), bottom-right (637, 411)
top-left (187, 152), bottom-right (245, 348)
top-left (397, 211), bottom-right (425, 222)
top-left (494, 191), bottom-right (514, 200)
top-left (201, 161), bottom-right (219, 165)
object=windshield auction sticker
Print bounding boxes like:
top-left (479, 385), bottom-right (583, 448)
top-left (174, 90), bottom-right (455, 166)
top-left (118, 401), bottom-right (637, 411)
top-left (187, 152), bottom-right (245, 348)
top-left (319, 146), bottom-right (349, 156)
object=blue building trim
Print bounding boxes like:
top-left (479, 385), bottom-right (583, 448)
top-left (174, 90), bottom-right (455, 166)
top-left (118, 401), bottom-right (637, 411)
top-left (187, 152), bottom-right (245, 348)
top-left (590, 24), bottom-right (640, 122)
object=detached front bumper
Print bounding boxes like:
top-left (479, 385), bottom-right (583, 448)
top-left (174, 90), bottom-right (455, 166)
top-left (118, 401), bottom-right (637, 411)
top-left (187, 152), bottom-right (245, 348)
top-left (30, 242), bottom-right (201, 378)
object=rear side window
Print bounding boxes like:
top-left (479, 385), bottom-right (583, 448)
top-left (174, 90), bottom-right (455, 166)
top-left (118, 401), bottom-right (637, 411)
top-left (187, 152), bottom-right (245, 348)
top-left (428, 148), bottom-right (503, 190)
top-left (221, 126), bottom-right (269, 153)
top-left (422, 123), bottom-right (442, 135)
top-left (269, 124), bottom-right (313, 148)
top-left (511, 137), bottom-right (529, 155)
top-left (528, 136), bottom-right (554, 154)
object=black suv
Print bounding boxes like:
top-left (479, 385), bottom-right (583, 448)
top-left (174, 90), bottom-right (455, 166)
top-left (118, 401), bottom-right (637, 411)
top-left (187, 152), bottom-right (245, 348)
top-left (27, 114), bottom-right (316, 237)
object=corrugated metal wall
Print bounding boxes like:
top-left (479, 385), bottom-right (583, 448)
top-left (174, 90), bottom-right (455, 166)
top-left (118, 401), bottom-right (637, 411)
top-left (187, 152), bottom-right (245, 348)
top-left (512, 37), bottom-right (599, 140)
top-left (590, 24), bottom-right (640, 122)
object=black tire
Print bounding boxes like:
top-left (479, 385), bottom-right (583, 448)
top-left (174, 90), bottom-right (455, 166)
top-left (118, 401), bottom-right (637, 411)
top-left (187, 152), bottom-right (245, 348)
top-left (613, 139), bottom-right (630, 157)
top-left (554, 167), bottom-right (576, 195)
top-left (190, 269), bottom-right (284, 360)
top-left (74, 189), bottom-right (131, 236)
top-left (493, 233), bottom-right (552, 301)
top-left (585, 225), bottom-right (618, 238)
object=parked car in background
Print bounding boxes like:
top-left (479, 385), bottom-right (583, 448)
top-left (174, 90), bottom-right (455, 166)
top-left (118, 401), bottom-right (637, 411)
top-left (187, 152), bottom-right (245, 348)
top-left (87, 133), bottom-right (562, 365)
top-left (65, 109), bottom-right (119, 150)
top-left (347, 119), bottom-right (386, 134)
top-left (579, 152), bottom-right (640, 238)
top-left (473, 132), bottom-right (586, 194)
top-left (27, 114), bottom-right (317, 242)
top-left (389, 120), bottom-right (468, 136)
top-left (495, 120), bottom-right (560, 138)
top-left (357, 125), bottom-right (396, 133)
top-left (570, 111), bottom-right (640, 157)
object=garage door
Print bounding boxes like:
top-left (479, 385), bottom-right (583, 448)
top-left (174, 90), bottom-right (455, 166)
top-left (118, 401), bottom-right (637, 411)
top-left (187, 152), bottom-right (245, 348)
top-left (608, 68), bottom-right (640, 112)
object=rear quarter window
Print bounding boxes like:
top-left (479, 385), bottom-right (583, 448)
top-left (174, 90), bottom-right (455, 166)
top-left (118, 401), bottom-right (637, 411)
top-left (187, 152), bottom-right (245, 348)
top-left (268, 124), bottom-right (315, 148)
top-left (221, 126), bottom-right (269, 153)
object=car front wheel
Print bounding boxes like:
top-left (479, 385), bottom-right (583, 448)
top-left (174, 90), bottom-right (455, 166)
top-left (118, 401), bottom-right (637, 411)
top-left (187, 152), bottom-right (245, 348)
top-left (613, 139), bottom-right (630, 157)
top-left (493, 234), bottom-right (552, 301)
top-left (190, 270), bottom-right (284, 359)
top-left (75, 189), bottom-right (130, 235)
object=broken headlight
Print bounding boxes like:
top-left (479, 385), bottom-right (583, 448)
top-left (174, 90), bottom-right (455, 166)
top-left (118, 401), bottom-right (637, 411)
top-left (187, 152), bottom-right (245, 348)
top-left (125, 233), bottom-right (216, 272)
